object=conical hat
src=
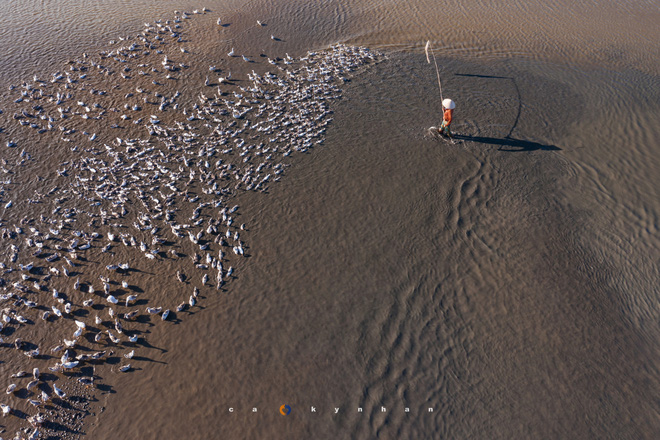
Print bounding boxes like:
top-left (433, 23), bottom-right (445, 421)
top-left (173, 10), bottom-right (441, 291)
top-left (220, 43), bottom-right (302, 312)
top-left (442, 98), bottom-right (456, 109)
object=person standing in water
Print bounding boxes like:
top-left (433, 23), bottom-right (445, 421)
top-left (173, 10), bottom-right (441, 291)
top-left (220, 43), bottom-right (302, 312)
top-left (439, 98), bottom-right (455, 137)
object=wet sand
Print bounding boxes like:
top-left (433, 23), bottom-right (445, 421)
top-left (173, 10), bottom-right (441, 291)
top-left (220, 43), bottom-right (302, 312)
top-left (0, 1), bottom-right (658, 439)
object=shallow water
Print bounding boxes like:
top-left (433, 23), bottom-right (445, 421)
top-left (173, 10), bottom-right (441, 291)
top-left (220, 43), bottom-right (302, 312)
top-left (0, 1), bottom-right (658, 439)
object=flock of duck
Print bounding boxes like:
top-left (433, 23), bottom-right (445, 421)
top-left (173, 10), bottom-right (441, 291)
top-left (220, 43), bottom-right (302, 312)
top-left (0, 7), bottom-right (378, 440)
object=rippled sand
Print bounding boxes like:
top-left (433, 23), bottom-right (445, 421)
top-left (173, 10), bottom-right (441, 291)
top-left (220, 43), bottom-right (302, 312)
top-left (0, 1), bottom-right (658, 439)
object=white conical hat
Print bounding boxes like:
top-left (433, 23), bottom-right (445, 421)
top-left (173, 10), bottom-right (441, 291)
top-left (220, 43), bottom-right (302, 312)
top-left (442, 98), bottom-right (456, 109)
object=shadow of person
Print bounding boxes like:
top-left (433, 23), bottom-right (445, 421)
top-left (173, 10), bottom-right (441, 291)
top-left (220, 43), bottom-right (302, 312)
top-left (454, 134), bottom-right (561, 152)
top-left (452, 73), bottom-right (561, 151)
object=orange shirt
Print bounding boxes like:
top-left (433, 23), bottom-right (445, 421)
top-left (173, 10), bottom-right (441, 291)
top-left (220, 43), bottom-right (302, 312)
top-left (443, 108), bottom-right (453, 125)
